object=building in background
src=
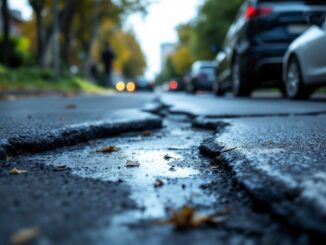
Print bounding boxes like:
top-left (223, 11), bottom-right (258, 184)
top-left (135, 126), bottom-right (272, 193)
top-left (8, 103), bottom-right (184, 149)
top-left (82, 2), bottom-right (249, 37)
top-left (160, 42), bottom-right (176, 69)
top-left (0, 9), bottom-right (24, 36)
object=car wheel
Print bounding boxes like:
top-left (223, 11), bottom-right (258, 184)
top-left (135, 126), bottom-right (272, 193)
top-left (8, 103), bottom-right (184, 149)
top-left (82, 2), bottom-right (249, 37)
top-left (232, 56), bottom-right (252, 97)
top-left (213, 79), bottom-right (224, 96)
top-left (285, 57), bottom-right (312, 100)
top-left (189, 80), bottom-right (197, 94)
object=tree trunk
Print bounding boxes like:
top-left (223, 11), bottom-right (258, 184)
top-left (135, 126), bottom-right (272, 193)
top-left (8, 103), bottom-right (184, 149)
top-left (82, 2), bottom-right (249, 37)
top-left (35, 11), bottom-right (46, 68)
top-left (1, 0), bottom-right (10, 65)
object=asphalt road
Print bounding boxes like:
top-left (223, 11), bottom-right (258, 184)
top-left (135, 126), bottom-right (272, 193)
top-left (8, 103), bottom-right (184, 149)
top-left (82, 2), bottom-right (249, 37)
top-left (1, 91), bottom-right (325, 244)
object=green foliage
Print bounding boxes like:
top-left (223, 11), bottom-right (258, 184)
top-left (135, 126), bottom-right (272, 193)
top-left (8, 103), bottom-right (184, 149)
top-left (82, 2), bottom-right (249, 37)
top-left (0, 36), bottom-right (31, 68)
top-left (157, 0), bottom-right (242, 81)
top-left (0, 65), bottom-right (105, 93)
top-left (121, 33), bottom-right (146, 78)
top-left (192, 0), bottom-right (242, 59)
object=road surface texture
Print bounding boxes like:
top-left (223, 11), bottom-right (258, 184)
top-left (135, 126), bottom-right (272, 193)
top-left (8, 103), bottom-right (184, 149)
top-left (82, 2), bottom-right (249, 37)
top-left (0, 92), bottom-right (325, 244)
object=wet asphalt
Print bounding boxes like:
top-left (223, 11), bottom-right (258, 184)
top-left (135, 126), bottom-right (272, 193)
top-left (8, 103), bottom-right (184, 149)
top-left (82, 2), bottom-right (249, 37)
top-left (0, 91), bottom-right (326, 244)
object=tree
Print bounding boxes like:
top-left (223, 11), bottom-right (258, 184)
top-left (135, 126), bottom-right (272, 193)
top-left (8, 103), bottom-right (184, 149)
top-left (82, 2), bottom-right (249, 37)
top-left (1, 0), bottom-right (10, 65)
top-left (191, 0), bottom-right (242, 59)
top-left (28, 0), bottom-right (46, 68)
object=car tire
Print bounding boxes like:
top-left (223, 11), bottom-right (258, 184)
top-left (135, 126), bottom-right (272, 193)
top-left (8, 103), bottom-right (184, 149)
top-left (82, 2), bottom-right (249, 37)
top-left (189, 80), bottom-right (197, 94)
top-left (232, 56), bottom-right (252, 97)
top-left (285, 57), bottom-right (312, 100)
top-left (213, 79), bottom-right (224, 96)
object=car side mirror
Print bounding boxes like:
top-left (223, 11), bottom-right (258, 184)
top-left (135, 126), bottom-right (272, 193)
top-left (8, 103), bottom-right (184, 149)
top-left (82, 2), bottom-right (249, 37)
top-left (307, 14), bottom-right (325, 26)
top-left (211, 44), bottom-right (221, 54)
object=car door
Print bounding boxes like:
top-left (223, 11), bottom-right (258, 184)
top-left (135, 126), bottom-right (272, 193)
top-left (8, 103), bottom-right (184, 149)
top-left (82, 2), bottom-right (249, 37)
top-left (304, 19), bottom-right (326, 84)
top-left (217, 1), bottom-right (250, 88)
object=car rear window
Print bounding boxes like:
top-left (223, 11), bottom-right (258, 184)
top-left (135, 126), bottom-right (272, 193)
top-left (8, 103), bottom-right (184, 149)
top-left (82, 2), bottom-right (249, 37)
top-left (200, 67), bottom-right (215, 74)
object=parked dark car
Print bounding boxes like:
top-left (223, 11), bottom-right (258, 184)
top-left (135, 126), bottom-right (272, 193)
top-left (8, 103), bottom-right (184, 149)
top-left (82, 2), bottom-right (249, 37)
top-left (214, 0), bottom-right (326, 97)
top-left (134, 76), bottom-right (155, 91)
top-left (186, 61), bottom-right (216, 93)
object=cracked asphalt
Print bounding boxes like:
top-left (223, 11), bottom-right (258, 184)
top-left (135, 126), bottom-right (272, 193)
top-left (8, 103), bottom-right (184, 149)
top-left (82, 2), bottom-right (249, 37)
top-left (0, 92), bottom-right (325, 244)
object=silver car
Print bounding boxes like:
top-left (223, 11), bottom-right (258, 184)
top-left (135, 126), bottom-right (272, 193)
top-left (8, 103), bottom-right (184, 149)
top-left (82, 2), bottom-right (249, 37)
top-left (283, 16), bottom-right (326, 99)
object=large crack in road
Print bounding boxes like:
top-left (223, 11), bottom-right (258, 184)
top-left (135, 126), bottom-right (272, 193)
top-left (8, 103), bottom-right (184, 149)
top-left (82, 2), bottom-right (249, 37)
top-left (1, 105), bottom-right (319, 244)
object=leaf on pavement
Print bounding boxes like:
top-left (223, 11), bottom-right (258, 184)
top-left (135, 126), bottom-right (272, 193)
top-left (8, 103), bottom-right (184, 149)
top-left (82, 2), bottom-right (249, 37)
top-left (154, 179), bottom-right (164, 188)
top-left (10, 168), bottom-right (28, 175)
top-left (96, 146), bottom-right (120, 153)
top-left (126, 160), bottom-right (140, 167)
top-left (163, 154), bottom-right (173, 161)
top-left (159, 205), bottom-right (227, 230)
top-left (10, 227), bottom-right (39, 245)
top-left (142, 131), bottom-right (153, 137)
top-left (65, 104), bottom-right (77, 109)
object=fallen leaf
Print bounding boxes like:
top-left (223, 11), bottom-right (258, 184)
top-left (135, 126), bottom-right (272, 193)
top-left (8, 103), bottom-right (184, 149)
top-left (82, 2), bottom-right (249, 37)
top-left (164, 154), bottom-right (173, 161)
top-left (10, 168), bottom-right (28, 175)
top-left (10, 227), bottom-right (39, 245)
top-left (126, 160), bottom-right (140, 167)
top-left (65, 104), bottom-right (77, 109)
top-left (158, 205), bottom-right (227, 230)
top-left (96, 146), bottom-right (120, 153)
top-left (154, 179), bottom-right (164, 188)
top-left (142, 131), bottom-right (152, 137)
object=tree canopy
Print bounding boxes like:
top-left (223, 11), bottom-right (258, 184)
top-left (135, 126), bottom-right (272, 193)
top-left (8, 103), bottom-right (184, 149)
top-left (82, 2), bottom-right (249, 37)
top-left (157, 0), bottom-right (242, 82)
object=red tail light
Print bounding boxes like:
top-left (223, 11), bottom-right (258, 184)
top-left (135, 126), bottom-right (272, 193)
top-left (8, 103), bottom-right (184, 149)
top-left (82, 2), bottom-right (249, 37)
top-left (245, 6), bottom-right (273, 19)
top-left (170, 80), bottom-right (178, 90)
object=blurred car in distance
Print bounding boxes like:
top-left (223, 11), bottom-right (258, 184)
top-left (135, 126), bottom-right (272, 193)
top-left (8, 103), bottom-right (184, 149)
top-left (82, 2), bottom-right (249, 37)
top-left (186, 61), bottom-right (216, 93)
top-left (214, 0), bottom-right (326, 97)
top-left (283, 15), bottom-right (326, 100)
top-left (163, 78), bottom-right (184, 92)
top-left (134, 76), bottom-right (155, 91)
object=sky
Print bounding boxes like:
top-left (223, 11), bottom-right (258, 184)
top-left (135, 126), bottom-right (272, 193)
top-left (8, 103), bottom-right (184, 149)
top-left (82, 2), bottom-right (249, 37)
top-left (125, 0), bottom-right (202, 79)
top-left (9, 0), bottom-right (201, 79)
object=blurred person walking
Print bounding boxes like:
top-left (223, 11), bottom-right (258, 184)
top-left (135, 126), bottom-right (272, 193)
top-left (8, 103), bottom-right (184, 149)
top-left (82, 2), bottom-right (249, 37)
top-left (101, 42), bottom-right (115, 87)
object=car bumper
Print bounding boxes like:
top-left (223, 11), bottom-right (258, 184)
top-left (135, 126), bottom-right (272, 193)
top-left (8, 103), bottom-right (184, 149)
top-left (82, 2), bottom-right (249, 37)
top-left (240, 44), bottom-right (289, 84)
top-left (195, 80), bottom-right (214, 90)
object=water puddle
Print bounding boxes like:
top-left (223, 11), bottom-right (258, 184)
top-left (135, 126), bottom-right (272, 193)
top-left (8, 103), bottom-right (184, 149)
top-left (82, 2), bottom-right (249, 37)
top-left (131, 150), bottom-right (198, 179)
top-left (118, 150), bottom-right (200, 218)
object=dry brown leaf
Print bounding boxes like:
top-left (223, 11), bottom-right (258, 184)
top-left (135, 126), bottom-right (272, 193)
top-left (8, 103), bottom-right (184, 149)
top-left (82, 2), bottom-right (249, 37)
top-left (10, 168), bottom-right (28, 175)
top-left (10, 227), bottom-right (39, 245)
top-left (65, 104), bottom-right (77, 109)
top-left (142, 131), bottom-right (152, 137)
top-left (159, 205), bottom-right (227, 229)
top-left (96, 146), bottom-right (120, 153)
top-left (126, 160), bottom-right (140, 167)
top-left (154, 179), bottom-right (164, 188)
